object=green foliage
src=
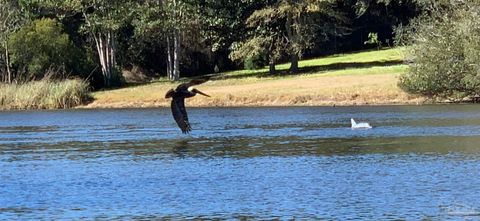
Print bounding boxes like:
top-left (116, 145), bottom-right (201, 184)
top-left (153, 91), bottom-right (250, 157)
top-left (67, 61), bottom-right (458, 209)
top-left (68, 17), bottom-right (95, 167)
top-left (1, 0), bottom-right (428, 89)
top-left (397, 0), bottom-right (480, 100)
top-left (244, 54), bottom-right (267, 70)
top-left (24, 0), bottom-right (138, 87)
top-left (230, 0), bottom-right (344, 73)
top-left (32, 0), bottom-right (136, 32)
top-left (0, 78), bottom-right (91, 109)
top-left (364, 32), bottom-right (381, 48)
top-left (201, 0), bottom-right (264, 53)
top-left (8, 18), bottom-right (76, 80)
top-left (0, 0), bottom-right (24, 82)
top-left (0, 0), bottom-right (23, 43)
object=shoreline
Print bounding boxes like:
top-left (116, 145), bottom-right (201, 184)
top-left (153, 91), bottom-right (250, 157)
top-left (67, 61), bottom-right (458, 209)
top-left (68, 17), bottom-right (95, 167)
top-left (78, 97), bottom-right (427, 109)
top-left (78, 100), bottom-right (480, 110)
top-left (4, 96), bottom-right (477, 111)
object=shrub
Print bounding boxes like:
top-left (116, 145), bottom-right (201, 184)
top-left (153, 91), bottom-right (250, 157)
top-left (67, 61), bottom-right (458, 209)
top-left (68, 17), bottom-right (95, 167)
top-left (244, 54), bottom-right (267, 70)
top-left (396, 1), bottom-right (480, 101)
top-left (8, 18), bottom-right (77, 81)
top-left (364, 32), bottom-right (381, 49)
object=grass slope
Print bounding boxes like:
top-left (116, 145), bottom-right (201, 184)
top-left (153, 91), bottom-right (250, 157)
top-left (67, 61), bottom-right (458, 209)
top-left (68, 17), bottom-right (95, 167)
top-left (85, 47), bottom-right (424, 108)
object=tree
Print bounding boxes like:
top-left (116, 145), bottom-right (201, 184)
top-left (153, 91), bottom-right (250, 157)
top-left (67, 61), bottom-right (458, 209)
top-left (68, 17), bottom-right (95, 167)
top-left (229, 2), bottom-right (284, 75)
top-left (230, 0), bottom-right (340, 74)
top-left (280, 0), bottom-right (341, 72)
top-left (28, 0), bottom-right (135, 87)
top-left (200, 0), bottom-right (268, 71)
top-left (79, 0), bottom-right (135, 87)
top-left (0, 0), bottom-right (23, 83)
top-left (135, 0), bottom-right (201, 81)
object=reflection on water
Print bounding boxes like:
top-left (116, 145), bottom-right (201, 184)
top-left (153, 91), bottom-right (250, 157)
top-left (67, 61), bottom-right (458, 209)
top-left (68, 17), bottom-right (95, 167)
top-left (1, 105), bottom-right (480, 219)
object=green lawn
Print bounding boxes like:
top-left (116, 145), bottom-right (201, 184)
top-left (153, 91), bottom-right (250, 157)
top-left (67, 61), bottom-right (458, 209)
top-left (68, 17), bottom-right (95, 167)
top-left (86, 47), bottom-right (421, 108)
top-left (219, 47), bottom-right (405, 78)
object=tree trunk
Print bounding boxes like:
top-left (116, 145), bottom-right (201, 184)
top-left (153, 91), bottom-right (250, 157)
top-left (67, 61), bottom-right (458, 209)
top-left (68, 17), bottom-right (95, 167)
top-left (173, 29), bottom-right (180, 81)
top-left (94, 32), bottom-right (116, 87)
top-left (269, 60), bottom-right (276, 75)
top-left (166, 36), bottom-right (173, 80)
top-left (5, 42), bottom-right (12, 83)
top-left (105, 32), bottom-right (111, 85)
top-left (289, 53), bottom-right (299, 73)
top-left (109, 31), bottom-right (116, 82)
top-left (285, 14), bottom-right (299, 73)
top-left (94, 33), bottom-right (106, 86)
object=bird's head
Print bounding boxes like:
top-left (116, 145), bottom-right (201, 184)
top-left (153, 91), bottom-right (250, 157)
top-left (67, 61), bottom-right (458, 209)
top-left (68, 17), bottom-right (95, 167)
top-left (189, 87), bottom-right (210, 97)
top-left (165, 89), bottom-right (175, 99)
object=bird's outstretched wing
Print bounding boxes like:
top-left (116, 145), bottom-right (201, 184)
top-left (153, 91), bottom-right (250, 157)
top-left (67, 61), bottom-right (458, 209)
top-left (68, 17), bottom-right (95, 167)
top-left (171, 98), bottom-right (192, 134)
top-left (176, 76), bottom-right (210, 91)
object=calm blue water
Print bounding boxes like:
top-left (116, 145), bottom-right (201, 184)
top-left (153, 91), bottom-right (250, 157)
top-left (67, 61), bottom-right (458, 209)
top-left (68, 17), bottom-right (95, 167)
top-left (1, 105), bottom-right (480, 219)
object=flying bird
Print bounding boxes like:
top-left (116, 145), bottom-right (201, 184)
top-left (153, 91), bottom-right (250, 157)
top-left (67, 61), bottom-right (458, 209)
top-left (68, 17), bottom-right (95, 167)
top-left (165, 77), bottom-right (210, 134)
top-left (351, 118), bottom-right (372, 129)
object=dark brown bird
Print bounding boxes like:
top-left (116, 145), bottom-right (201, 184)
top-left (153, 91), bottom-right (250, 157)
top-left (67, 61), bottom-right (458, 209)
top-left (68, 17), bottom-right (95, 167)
top-left (165, 77), bottom-right (210, 134)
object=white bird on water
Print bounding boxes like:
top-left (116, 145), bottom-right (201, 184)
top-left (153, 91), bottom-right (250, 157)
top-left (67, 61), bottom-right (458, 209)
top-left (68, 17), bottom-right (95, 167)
top-left (351, 118), bottom-right (372, 129)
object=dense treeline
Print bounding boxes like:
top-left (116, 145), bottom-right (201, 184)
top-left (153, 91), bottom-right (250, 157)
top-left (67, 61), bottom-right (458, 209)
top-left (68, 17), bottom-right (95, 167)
top-left (0, 0), bottom-right (431, 89)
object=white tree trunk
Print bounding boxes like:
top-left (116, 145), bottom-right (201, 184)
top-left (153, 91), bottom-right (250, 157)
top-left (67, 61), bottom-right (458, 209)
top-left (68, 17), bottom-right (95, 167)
top-left (94, 32), bottom-right (116, 87)
top-left (170, 0), bottom-right (180, 81)
top-left (106, 32), bottom-right (111, 83)
top-left (173, 29), bottom-right (180, 81)
top-left (110, 31), bottom-right (116, 81)
top-left (166, 36), bottom-right (173, 80)
top-left (5, 42), bottom-right (11, 83)
top-left (94, 33), bottom-right (106, 86)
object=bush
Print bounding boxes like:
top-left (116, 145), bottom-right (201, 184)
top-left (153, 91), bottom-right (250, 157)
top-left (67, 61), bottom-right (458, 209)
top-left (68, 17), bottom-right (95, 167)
top-left (0, 79), bottom-right (92, 109)
top-left (396, 1), bottom-right (480, 101)
top-left (8, 18), bottom-right (77, 81)
top-left (244, 54), bottom-right (267, 70)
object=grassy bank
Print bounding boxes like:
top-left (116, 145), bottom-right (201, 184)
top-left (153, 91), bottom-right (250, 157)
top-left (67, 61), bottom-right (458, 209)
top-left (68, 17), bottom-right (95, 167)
top-left (0, 79), bottom-right (92, 110)
top-left (85, 47), bottom-right (425, 108)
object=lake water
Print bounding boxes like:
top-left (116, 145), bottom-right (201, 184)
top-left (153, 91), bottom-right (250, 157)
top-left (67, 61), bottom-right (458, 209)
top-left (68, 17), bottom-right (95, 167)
top-left (1, 105), bottom-right (480, 220)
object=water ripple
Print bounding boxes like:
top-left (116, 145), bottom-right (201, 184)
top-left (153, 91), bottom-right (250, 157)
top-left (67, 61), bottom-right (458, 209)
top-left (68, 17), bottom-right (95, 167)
top-left (1, 106), bottom-right (480, 219)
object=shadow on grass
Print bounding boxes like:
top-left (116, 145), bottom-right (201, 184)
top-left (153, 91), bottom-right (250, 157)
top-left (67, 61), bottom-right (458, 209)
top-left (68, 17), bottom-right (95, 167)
top-left (214, 60), bottom-right (404, 81)
top-left (92, 59), bottom-right (403, 94)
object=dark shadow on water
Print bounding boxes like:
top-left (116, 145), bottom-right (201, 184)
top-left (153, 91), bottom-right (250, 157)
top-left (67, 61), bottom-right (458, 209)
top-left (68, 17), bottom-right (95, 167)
top-left (172, 140), bottom-right (191, 157)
